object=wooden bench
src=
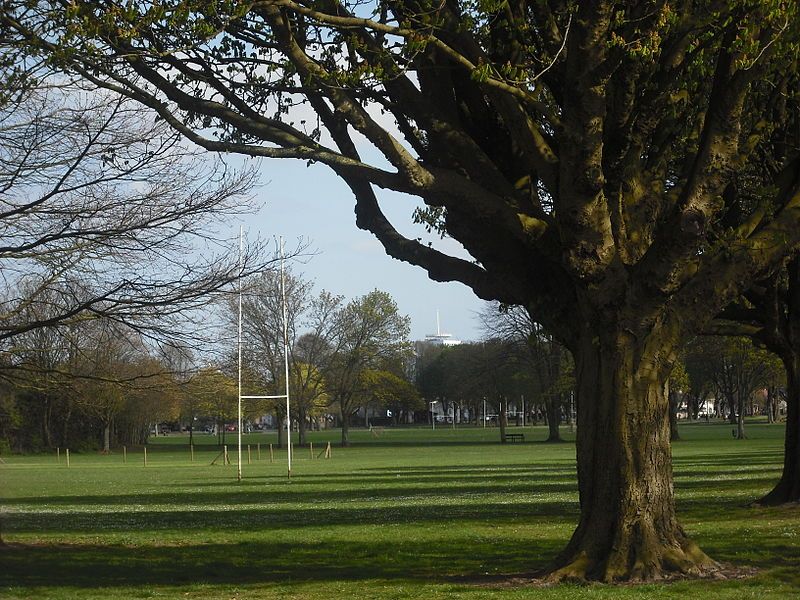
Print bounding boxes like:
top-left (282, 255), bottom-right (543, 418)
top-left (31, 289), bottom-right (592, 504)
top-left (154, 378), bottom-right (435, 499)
top-left (504, 433), bottom-right (525, 443)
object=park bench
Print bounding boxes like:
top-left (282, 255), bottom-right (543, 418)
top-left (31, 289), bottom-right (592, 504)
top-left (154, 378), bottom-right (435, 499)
top-left (504, 433), bottom-right (524, 443)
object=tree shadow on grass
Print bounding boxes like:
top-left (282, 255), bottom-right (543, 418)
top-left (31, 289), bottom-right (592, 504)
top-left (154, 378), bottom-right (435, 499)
top-left (2, 496), bottom-right (581, 535)
top-left (2, 528), bottom-right (798, 592)
top-left (0, 536), bottom-right (564, 589)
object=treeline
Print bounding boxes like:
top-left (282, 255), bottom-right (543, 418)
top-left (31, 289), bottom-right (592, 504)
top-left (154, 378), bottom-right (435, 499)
top-left (2, 289), bottom-right (788, 453)
top-left (0, 320), bottom-right (181, 453)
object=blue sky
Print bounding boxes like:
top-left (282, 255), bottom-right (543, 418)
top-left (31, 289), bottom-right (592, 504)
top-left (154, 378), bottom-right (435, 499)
top-left (245, 156), bottom-right (488, 342)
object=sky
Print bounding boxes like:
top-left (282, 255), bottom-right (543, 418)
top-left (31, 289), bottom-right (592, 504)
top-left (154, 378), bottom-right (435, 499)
top-left (243, 156), bottom-right (489, 342)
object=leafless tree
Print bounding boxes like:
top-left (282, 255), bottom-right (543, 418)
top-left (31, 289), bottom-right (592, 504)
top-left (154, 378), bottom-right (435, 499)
top-left (0, 81), bottom-right (269, 373)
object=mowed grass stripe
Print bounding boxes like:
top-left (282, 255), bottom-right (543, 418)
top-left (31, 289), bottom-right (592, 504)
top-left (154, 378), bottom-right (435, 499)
top-left (1, 421), bottom-right (798, 599)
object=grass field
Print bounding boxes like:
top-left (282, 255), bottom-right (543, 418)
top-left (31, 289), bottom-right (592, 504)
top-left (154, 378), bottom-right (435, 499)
top-left (1, 421), bottom-right (798, 599)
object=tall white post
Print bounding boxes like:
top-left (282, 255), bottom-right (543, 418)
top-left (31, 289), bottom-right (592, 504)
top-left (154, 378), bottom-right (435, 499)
top-left (237, 226), bottom-right (243, 482)
top-left (483, 398), bottom-right (486, 428)
top-left (280, 236), bottom-right (292, 479)
top-left (521, 394), bottom-right (525, 428)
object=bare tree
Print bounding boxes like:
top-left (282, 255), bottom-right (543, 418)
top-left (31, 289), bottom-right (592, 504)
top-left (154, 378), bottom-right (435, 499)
top-left (0, 82), bottom-right (266, 364)
top-left (480, 303), bottom-right (572, 442)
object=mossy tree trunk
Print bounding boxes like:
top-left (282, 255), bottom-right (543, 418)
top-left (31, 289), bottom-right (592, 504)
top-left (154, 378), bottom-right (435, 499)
top-left (551, 326), bottom-right (716, 582)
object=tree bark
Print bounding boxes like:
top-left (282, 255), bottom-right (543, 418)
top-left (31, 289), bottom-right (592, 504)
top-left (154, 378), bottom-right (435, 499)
top-left (550, 330), bottom-right (716, 582)
top-left (545, 397), bottom-right (561, 442)
top-left (758, 352), bottom-right (800, 504)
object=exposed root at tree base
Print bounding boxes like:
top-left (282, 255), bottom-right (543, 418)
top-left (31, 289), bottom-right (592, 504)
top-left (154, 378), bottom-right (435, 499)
top-left (454, 563), bottom-right (759, 589)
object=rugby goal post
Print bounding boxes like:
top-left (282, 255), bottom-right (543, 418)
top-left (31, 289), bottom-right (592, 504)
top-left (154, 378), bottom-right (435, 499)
top-left (237, 228), bottom-right (292, 481)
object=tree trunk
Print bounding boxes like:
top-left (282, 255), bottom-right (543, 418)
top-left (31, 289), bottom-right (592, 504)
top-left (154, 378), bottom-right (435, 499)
top-left (727, 395), bottom-right (738, 424)
top-left (736, 392), bottom-right (746, 440)
top-left (341, 408), bottom-right (350, 447)
top-left (103, 421), bottom-right (111, 453)
top-left (298, 407), bottom-right (307, 446)
top-left (765, 387), bottom-right (775, 423)
top-left (498, 400), bottom-right (507, 442)
top-left (42, 394), bottom-right (53, 448)
top-left (61, 402), bottom-right (73, 447)
top-left (545, 397), bottom-right (561, 442)
top-left (276, 409), bottom-right (286, 449)
top-left (758, 352), bottom-right (800, 504)
top-left (668, 388), bottom-right (680, 442)
top-left (550, 331), bottom-right (715, 582)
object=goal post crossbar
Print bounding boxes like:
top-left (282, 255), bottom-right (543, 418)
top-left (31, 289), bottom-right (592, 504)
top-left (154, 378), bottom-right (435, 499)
top-left (240, 394), bottom-right (288, 400)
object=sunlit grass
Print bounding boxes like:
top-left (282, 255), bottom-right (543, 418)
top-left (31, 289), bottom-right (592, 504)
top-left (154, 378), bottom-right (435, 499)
top-left (1, 421), bottom-right (798, 599)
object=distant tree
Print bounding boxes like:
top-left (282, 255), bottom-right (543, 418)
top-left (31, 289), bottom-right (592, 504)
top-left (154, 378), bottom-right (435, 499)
top-left (359, 368), bottom-right (421, 425)
top-left (480, 303), bottom-right (573, 441)
top-left (321, 290), bottom-right (411, 446)
top-left (668, 361), bottom-right (690, 441)
top-left (700, 337), bottom-right (778, 440)
top-left (235, 268), bottom-right (311, 447)
top-left (683, 340), bottom-right (718, 421)
top-left (191, 367), bottom-right (238, 446)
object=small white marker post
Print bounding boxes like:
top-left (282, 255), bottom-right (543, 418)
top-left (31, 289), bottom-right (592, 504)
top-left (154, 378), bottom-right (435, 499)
top-left (65, 448), bottom-right (70, 468)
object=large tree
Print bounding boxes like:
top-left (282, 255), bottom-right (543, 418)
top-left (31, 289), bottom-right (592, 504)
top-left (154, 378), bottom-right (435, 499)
top-left (6, 0), bottom-right (800, 581)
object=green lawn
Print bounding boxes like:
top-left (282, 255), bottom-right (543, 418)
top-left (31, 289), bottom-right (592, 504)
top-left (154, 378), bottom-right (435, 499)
top-left (1, 421), bottom-right (798, 599)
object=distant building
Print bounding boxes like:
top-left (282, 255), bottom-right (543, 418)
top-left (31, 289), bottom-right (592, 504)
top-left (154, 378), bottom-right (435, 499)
top-left (424, 311), bottom-right (462, 346)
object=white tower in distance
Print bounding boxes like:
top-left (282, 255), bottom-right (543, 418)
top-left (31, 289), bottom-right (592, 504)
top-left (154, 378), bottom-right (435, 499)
top-left (425, 310), bottom-right (462, 346)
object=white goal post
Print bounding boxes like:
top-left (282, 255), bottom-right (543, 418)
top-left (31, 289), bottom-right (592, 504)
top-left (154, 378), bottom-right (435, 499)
top-left (237, 228), bottom-right (292, 481)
